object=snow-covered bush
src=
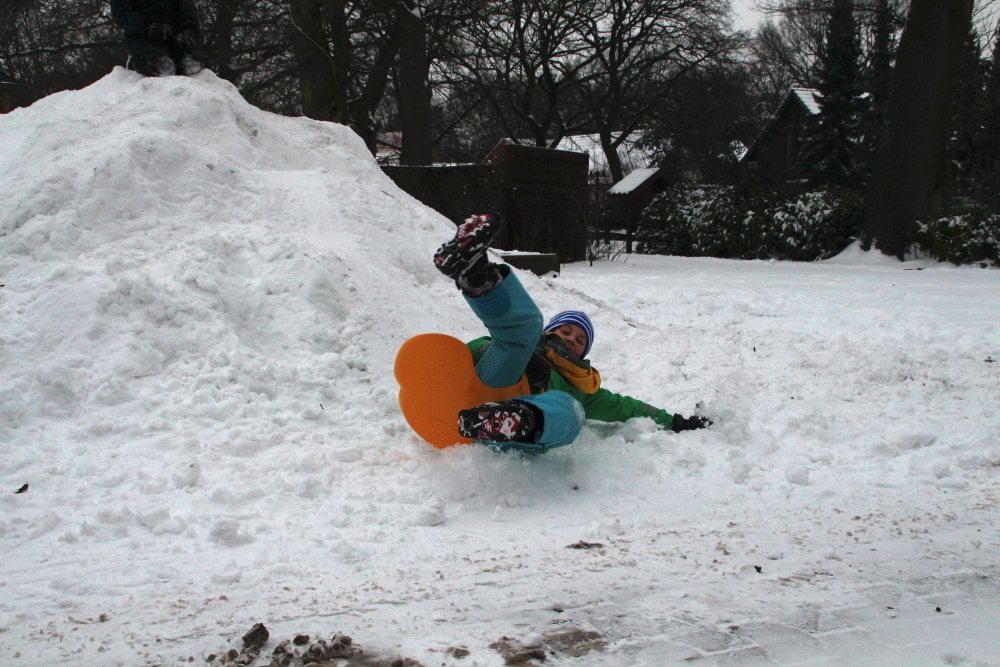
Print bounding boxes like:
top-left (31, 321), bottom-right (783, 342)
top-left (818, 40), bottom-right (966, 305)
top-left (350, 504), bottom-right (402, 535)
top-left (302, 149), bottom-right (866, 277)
top-left (917, 213), bottom-right (1000, 266)
top-left (764, 189), bottom-right (863, 261)
top-left (632, 184), bottom-right (748, 258)
top-left (635, 184), bottom-right (861, 261)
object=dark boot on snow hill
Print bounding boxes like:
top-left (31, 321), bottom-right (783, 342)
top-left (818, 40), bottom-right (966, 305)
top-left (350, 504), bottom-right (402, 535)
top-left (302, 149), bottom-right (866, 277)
top-left (434, 212), bottom-right (504, 296)
top-left (458, 400), bottom-right (541, 443)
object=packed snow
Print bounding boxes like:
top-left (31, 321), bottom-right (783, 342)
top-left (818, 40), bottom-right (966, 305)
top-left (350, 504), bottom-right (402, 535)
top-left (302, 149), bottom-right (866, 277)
top-left (1, 70), bottom-right (999, 666)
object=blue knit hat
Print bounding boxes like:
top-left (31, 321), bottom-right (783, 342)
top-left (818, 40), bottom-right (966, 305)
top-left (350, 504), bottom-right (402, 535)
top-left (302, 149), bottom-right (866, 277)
top-left (544, 311), bottom-right (595, 358)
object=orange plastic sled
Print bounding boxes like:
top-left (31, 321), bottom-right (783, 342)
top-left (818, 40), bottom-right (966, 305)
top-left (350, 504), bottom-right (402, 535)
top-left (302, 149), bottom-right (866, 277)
top-left (394, 333), bottom-right (530, 448)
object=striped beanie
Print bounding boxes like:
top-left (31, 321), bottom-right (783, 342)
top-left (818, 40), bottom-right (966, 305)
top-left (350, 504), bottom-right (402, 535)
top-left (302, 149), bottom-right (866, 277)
top-left (544, 311), bottom-right (595, 358)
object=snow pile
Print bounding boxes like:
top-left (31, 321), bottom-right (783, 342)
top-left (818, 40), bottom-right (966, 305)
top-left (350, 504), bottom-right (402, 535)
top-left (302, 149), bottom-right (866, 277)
top-left (0, 68), bottom-right (471, 442)
top-left (824, 238), bottom-right (905, 265)
top-left (0, 69), bottom-right (495, 658)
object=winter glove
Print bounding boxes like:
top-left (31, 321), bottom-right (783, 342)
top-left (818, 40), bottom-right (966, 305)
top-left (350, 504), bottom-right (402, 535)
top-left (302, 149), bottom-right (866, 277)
top-left (175, 30), bottom-right (198, 51)
top-left (524, 351), bottom-right (551, 394)
top-left (146, 22), bottom-right (174, 43)
top-left (670, 414), bottom-right (711, 432)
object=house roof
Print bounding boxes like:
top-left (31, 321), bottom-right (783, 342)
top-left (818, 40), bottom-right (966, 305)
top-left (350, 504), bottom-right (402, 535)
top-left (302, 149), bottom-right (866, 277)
top-left (791, 87), bottom-right (820, 114)
top-left (741, 87), bottom-right (820, 162)
top-left (485, 138), bottom-right (589, 169)
top-left (608, 168), bottom-right (662, 195)
top-left (554, 133), bottom-right (654, 177)
top-left (0, 69), bottom-right (21, 86)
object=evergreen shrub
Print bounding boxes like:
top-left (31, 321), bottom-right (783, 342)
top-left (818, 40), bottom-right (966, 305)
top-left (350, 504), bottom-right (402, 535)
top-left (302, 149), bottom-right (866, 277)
top-left (917, 213), bottom-right (1000, 266)
top-left (635, 184), bottom-right (861, 261)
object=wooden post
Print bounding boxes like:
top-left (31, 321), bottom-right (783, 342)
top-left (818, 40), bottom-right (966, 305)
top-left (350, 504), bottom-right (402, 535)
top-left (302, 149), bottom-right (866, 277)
top-left (1, 89), bottom-right (11, 114)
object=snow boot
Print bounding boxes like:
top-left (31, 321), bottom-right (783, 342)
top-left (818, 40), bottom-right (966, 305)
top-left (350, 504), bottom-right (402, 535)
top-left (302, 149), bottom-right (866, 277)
top-left (434, 211), bottom-right (504, 296)
top-left (458, 400), bottom-right (541, 443)
top-left (127, 53), bottom-right (177, 77)
top-left (179, 54), bottom-right (205, 75)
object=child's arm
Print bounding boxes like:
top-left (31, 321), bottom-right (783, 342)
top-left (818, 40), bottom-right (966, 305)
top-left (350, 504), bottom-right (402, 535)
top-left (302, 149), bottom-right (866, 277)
top-left (466, 336), bottom-right (491, 363)
top-left (579, 388), bottom-right (674, 429)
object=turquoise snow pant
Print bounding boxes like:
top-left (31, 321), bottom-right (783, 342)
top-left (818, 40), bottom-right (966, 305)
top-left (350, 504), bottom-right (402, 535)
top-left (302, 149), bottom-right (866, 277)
top-left (464, 271), bottom-right (585, 451)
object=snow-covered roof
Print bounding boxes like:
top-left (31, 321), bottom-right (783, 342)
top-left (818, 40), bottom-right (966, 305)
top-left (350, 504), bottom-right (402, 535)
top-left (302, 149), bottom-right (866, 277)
top-left (792, 88), bottom-right (820, 115)
top-left (608, 168), bottom-right (661, 195)
top-left (741, 87), bottom-right (821, 163)
top-left (554, 133), bottom-right (655, 177)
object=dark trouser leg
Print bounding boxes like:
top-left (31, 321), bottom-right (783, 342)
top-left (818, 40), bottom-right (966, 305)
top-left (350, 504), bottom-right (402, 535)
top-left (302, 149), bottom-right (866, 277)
top-left (124, 36), bottom-right (175, 77)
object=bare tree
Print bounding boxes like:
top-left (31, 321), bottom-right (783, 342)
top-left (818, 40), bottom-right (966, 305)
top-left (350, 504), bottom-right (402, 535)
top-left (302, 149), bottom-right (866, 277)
top-left (287, 0), bottom-right (341, 120)
top-left (862, 0), bottom-right (975, 257)
top-left (345, 2), bottom-right (399, 153)
top-left (747, 18), bottom-right (823, 112)
top-left (0, 0), bottom-right (124, 106)
top-left (569, 0), bottom-right (740, 182)
top-left (395, 0), bottom-right (433, 163)
top-left (748, 1), bottom-right (906, 106)
top-left (201, 1), bottom-right (297, 112)
top-left (444, 0), bottom-right (591, 148)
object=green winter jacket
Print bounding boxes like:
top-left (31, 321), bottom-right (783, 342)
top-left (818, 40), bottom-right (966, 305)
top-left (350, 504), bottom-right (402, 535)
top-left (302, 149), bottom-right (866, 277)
top-left (467, 336), bottom-right (673, 429)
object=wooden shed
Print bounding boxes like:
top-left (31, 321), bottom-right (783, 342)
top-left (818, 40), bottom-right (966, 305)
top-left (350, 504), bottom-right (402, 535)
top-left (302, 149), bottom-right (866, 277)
top-left (381, 164), bottom-right (503, 225)
top-left (606, 167), bottom-right (672, 252)
top-left (741, 88), bottom-right (819, 182)
top-left (486, 140), bottom-right (590, 262)
top-left (1, 69), bottom-right (22, 114)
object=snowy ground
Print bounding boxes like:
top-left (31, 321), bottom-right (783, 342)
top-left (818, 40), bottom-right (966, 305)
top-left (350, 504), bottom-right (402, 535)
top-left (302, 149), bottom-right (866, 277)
top-left (1, 70), bottom-right (999, 667)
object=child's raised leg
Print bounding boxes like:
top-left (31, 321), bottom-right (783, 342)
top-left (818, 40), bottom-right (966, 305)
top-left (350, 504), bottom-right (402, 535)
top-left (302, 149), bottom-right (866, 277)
top-left (435, 213), bottom-right (585, 450)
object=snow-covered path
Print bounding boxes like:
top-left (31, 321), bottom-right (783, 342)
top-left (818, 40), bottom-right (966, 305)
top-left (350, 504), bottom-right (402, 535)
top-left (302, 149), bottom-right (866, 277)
top-left (1, 71), bottom-right (999, 667)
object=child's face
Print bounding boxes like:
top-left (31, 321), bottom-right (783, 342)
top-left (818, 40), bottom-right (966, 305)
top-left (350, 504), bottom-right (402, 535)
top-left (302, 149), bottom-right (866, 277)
top-left (552, 323), bottom-right (588, 359)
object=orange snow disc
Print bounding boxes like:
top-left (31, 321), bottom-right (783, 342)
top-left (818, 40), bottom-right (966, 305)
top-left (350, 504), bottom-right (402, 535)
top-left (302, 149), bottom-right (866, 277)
top-left (394, 333), bottom-right (531, 448)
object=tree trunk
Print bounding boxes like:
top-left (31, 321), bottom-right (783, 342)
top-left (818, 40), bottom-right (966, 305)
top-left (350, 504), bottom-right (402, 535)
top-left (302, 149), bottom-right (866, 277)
top-left (599, 128), bottom-right (624, 183)
top-left (350, 30), bottom-right (400, 156)
top-left (288, 0), bottom-right (340, 122)
top-left (322, 0), bottom-right (349, 122)
top-left (396, 0), bottom-right (433, 165)
top-left (207, 0), bottom-right (239, 83)
top-left (862, 0), bottom-right (973, 258)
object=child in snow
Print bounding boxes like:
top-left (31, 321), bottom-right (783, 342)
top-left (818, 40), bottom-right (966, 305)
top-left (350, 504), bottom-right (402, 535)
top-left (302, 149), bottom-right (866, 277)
top-left (111, 0), bottom-right (206, 78)
top-left (434, 212), bottom-right (710, 452)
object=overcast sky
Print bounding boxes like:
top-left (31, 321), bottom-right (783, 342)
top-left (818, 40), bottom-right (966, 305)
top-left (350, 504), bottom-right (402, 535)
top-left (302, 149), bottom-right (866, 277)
top-left (732, 1), bottom-right (1000, 37)
top-left (731, 0), bottom-right (765, 31)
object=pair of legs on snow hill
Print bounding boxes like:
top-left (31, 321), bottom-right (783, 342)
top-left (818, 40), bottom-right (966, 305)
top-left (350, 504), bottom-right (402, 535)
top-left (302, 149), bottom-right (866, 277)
top-left (111, 0), bottom-right (206, 77)
top-left (433, 212), bottom-right (710, 452)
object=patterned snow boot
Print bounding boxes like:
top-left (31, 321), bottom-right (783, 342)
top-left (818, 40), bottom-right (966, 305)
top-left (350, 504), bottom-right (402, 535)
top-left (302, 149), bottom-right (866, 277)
top-left (433, 211), bottom-right (504, 296)
top-left (458, 400), bottom-right (540, 443)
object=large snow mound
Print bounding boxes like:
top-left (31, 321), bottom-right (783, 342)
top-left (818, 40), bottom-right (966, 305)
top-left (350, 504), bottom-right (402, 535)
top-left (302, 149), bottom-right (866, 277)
top-left (0, 68), bottom-right (466, 439)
